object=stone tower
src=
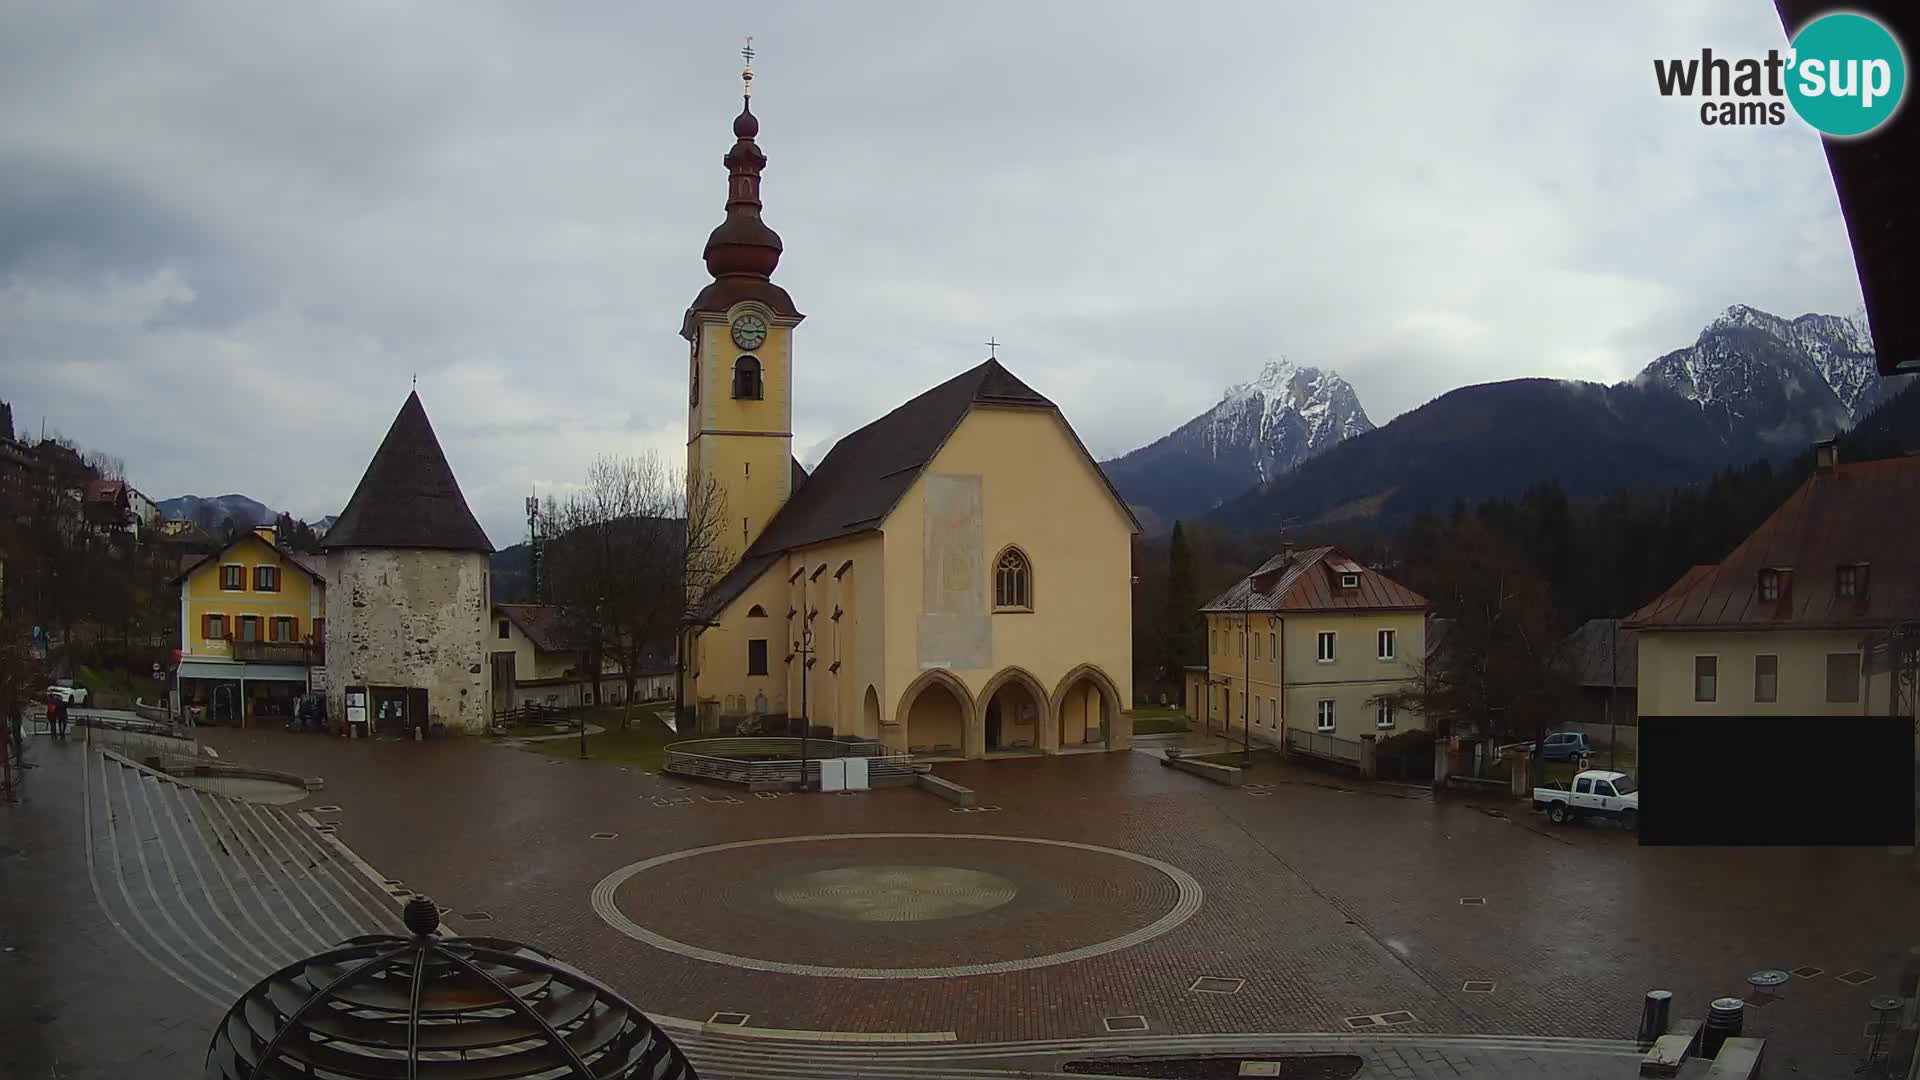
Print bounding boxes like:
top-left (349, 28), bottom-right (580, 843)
top-left (321, 391), bottom-right (495, 735)
top-left (682, 79), bottom-right (805, 571)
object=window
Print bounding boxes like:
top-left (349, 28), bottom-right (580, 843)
top-left (1575, 777), bottom-right (1593, 795)
top-left (1316, 631), bottom-right (1336, 662)
top-left (1754, 654), bottom-right (1778, 703)
top-left (1758, 569), bottom-right (1779, 602)
top-left (994, 547), bottom-right (1032, 610)
top-left (220, 564), bottom-right (245, 591)
top-left (732, 355), bottom-right (763, 399)
top-left (1836, 564), bottom-right (1859, 598)
top-left (747, 604), bottom-right (768, 618)
top-left (269, 617), bottom-right (297, 643)
top-left (254, 565), bottom-right (279, 592)
top-left (1253, 635), bottom-right (1261, 660)
top-left (1268, 631), bottom-right (1276, 658)
top-left (238, 615), bottom-right (261, 643)
top-left (1693, 655), bottom-right (1717, 702)
top-left (498, 619), bottom-right (511, 640)
top-left (1211, 628), bottom-right (1217, 654)
top-left (1268, 698), bottom-right (1278, 728)
top-left (1377, 629), bottom-right (1396, 660)
top-left (203, 614), bottom-right (228, 640)
top-left (1595, 780), bottom-right (1617, 797)
top-left (1376, 699), bottom-right (1394, 728)
top-left (1340, 573), bottom-right (1360, 589)
top-left (1315, 699), bottom-right (1336, 731)
top-left (1825, 652), bottom-right (1860, 703)
top-left (747, 638), bottom-right (769, 676)
top-left (1612, 775), bottom-right (1637, 795)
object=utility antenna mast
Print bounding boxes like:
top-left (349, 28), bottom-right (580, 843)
top-left (526, 494), bottom-right (546, 602)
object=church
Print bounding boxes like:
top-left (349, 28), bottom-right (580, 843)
top-left (677, 77), bottom-right (1139, 758)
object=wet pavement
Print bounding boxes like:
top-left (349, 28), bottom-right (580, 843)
top-left (4, 725), bottom-right (1916, 1077)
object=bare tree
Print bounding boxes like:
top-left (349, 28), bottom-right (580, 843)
top-left (544, 453), bottom-right (729, 730)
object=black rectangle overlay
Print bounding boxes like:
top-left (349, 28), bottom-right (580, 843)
top-left (1639, 715), bottom-right (1914, 846)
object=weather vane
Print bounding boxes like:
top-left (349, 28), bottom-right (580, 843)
top-left (741, 36), bottom-right (755, 97)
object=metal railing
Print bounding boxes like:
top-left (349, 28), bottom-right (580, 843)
top-left (1286, 727), bottom-right (1363, 764)
top-left (663, 737), bottom-right (909, 787)
top-left (232, 640), bottom-right (324, 665)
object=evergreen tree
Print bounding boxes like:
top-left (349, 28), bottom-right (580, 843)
top-left (1163, 522), bottom-right (1202, 687)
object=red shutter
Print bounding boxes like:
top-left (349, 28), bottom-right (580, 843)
top-left (202, 613), bottom-right (212, 640)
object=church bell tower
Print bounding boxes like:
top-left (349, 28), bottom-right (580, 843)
top-left (683, 40), bottom-right (804, 569)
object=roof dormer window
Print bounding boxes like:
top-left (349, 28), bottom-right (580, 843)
top-left (1837, 563), bottom-right (1867, 599)
top-left (1758, 568), bottom-right (1781, 602)
top-left (1340, 573), bottom-right (1360, 589)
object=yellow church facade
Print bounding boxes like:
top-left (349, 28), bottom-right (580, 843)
top-left (676, 87), bottom-right (1137, 758)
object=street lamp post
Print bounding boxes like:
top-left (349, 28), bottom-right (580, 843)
top-left (1242, 593), bottom-right (1252, 768)
top-left (795, 625), bottom-right (815, 788)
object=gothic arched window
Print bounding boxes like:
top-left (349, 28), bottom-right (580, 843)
top-left (993, 546), bottom-right (1032, 611)
top-left (746, 604), bottom-right (767, 618)
top-left (732, 355), bottom-right (763, 400)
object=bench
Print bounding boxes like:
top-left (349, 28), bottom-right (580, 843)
top-left (916, 773), bottom-right (976, 807)
top-left (1163, 756), bottom-right (1244, 786)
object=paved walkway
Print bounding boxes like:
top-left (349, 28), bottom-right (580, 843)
top-left (8, 725), bottom-right (1917, 1077)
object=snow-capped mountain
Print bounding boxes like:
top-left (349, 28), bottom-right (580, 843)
top-left (1634, 304), bottom-right (1905, 453)
top-left (1101, 358), bottom-right (1374, 531)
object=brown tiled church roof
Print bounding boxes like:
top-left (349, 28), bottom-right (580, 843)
top-left (693, 357), bottom-right (1139, 620)
top-left (323, 392), bottom-right (494, 553)
top-left (1624, 455), bottom-right (1920, 630)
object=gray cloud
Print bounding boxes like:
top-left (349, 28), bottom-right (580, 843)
top-left (0, 1), bottom-right (1868, 546)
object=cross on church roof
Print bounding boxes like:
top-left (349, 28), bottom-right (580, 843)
top-left (741, 35), bottom-right (755, 96)
top-left (985, 337), bottom-right (1001, 359)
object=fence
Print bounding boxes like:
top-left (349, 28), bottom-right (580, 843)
top-left (663, 737), bottom-right (912, 788)
top-left (494, 702), bottom-right (576, 728)
top-left (1285, 728), bottom-right (1363, 766)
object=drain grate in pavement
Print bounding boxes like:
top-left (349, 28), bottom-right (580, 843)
top-left (312, 805), bottom-right (342, 813)
top-left (314, 823), bottom-right (338, 834)
top-left (1462, 981), bottom-right (1496, 993)
top-left (459, 911), bottom-right (494, 922)
top-left (707, 1012), bottom-right (750, 1026)
top-left (948, 805), bottom-right (1004, 814)
top-left (1836, 969), bottom-right (1876, 986)
top-left (1377, 1011), bottom-right (1416, 1025)
top-left (1343, 1016), bottom-right (1383, 1030)
top-left (1103, 1015), bottom-right (1149, 1033)
top-left (1458, 896), bottom-right (1487, 906)
top-left (590, 832), bottom-right (619, 840)
top-left (1189, 976), bottom-right (1246, 994)
top-left (1791, 965), bottom-right (1825, 978)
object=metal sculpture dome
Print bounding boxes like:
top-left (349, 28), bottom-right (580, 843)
top-left (206, 896), bottom-right (697, 1079)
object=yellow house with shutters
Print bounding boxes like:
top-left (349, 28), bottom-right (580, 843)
top-left (675, 91), bottom-right (1139, 758)
top-left (174, 526), bottom-right (327, 725)
top-left (1196, 546), bottom-right (1428, 763)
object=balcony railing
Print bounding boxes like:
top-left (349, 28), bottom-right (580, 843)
top-left (231, 640), bottom-right (324, 665)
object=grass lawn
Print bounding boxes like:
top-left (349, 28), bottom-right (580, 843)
top-left (76, 665), bottom-right (166, 708)
top-left (524, 707), bottom-right (680, 771)
top-left (1131, 705), bottom-right (1191, 735)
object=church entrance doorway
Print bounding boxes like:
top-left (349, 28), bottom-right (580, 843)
top-left (1053, 666), bottom-right (1123, 750)
top-left (981, 676), bottom-right (1043, 752)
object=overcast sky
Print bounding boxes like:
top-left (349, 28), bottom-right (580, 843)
top-left (0, 2), bottom-right (1868, 547)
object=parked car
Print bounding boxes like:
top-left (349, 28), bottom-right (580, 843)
top-left (1538, 731), bottom-right (1592, 763)
top-left (46, 684), bottom-right (89, 706)
top-left (1533, 769), bottom-right (1638, 830)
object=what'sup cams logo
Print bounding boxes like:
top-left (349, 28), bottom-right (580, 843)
top-left (1655, 10), bottom-right (1907, 137)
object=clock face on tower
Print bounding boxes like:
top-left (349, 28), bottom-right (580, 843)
top-left (730, 314), bottom-right (768, 350)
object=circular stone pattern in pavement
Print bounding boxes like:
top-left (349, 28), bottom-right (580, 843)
top-left (591, 833), bottom-right (1203, 979)
top-left (772, 865), bottom-right (1020, 922)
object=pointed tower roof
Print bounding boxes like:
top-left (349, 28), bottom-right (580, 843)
top-left (322, 392), bottom-right (494, 553)
top-left (682, 52), bottom-right (802, 337)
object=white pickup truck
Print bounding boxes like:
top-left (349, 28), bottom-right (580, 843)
top-left (1533, 769), bottom-right (1638, 830)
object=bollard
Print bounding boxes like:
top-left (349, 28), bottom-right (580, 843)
top-left (1700, 997), bottom-right (1744, 1058)
top-left (1637, 989), bottom-right (1674, 1043)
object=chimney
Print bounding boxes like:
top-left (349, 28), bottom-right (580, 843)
top-left (1814, 439), bottom-right (1839, 473)
top-left (253, 524), bottom-right (276, 546)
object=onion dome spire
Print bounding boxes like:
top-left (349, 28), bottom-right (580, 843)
top-left (703, 36), bottom-right (783, 280)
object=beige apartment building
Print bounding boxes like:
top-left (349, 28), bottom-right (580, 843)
top-left (1193, 546), bottom-right (1428, 758)
top-left (1626, 444), bottom-right (1917, 720)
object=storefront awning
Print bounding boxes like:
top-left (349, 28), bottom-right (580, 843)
top-left (178, 660), bottom-right (311, 683)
